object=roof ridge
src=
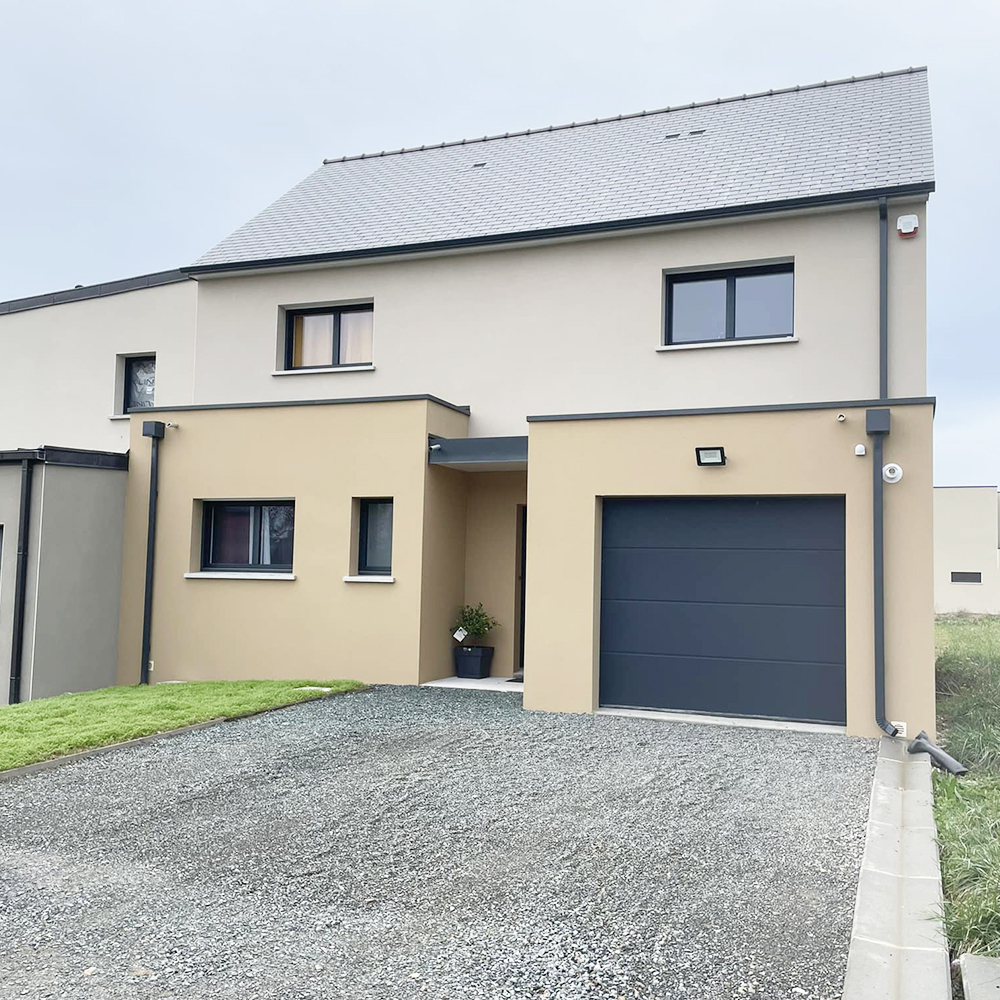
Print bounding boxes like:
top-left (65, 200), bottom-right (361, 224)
top-left (322, 66), bottom-right (927, 165)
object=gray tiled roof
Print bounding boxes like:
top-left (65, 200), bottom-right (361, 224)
top-left (191, 68), bottom-right (933, 272)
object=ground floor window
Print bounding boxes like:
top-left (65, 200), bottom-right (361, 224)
top-left (202, 502), bottom-right (294, 571)
top-left (358, 499), bottom-right (393, 575)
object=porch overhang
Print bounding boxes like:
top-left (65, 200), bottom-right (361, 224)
top-left (427, 435), bottom-right (527, 472)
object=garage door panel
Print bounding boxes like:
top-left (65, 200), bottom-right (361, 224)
top-left (599, 496), bottom-right (846, 723)
top-left (599, 652), bottom-right (847, 724)
top-left (602, 496), bottom-right (846, 551)
top-left (600, 600), bottom-right (845, 665)
top-left (601, 547), bottom-right (845, 607)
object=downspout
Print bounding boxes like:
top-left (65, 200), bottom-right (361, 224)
top-left (139, 421), bottom-right (166, 685)
top-left (7, 457), bottom-right (35, 704)
top-left (869, 195), bottom-right (897, 737)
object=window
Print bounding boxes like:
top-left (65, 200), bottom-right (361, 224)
top-left (358, 499), bottom-right (393, 575)
top-left (202, 502), bottom-right (295, 571)
top-left (665, 264), bottom-right (793, 345)
top-left (951, 571), bottom-right (983, 584)
top-left (124, 355), bottom-right (156, 410)
top-left (285, 305), bottom-right (373, 369)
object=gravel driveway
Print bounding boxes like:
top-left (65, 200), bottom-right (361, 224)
top-left (0, 686), bottom-right (876, 999)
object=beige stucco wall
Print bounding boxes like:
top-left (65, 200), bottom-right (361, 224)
top-left (189, 200), bottom-right (927, 436)
top-left (522, 402), bottom-right (936, 739)
top-left (117, 398), bottom-right (471, 688)
top-left (418, 403), bottom-right (474, 683)
top-left (934, 487), bottom-right (1000, 614)
top-left (463, 472), bottom-right (527, 677)
top-left (0, 280), bottom-right (197, 452)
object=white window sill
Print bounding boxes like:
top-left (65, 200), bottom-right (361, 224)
top-left (272, 365), bottom-right (375, 376)
top-left (343, 575), bottom-right (395, 584)
top-left (108, 414), bottom-right (131, 421)
top-left (656, 336), bottom-right (798, 352)
top-left (184, 572), bottom-right (296, 581)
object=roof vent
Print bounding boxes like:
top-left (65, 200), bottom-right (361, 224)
top-left (664, 133), bottom-right (681, 140)
top-left (471, 162), bottom-right (487, 168)
top-left (688, 129), bottom-right (706, 136)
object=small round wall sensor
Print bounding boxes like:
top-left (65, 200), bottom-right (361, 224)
top-left (882, 463), bottom-right (903, 484)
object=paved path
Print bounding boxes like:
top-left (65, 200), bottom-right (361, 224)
top-left (0, 686), bottom-right (877, 999)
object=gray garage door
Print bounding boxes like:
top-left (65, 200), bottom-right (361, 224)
top-left (600, 496), bottom-right (846, 724)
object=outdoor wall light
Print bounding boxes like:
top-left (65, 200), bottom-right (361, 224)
top-left (695, 446), bottom-right (726, 467)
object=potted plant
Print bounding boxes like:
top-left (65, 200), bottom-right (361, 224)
top-left (451, 603), bottom-right (501, 679)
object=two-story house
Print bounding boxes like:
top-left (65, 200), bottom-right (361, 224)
top-left (1, 68), bottom-right (937, 738)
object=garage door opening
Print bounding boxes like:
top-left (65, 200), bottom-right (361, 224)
top-left (599, 496), bottom-right (846, 725)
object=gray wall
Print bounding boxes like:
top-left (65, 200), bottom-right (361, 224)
top-left (15, 464), bottom-right (127, 701)
top-left (0, 465), bottom-right (26, 706)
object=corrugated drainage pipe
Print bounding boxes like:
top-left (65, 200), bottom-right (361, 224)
top-left (908, 731), bottom-right (968, 776)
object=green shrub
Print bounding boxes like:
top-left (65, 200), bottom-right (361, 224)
top-left (452, 603), bottom-right (501, 641)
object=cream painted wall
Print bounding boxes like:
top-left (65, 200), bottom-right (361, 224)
top-left (462, 472), bottom-right (527, 677)
top-left (117, 398), bottom-right (461, 688)
top-left (418, 401), bottom-right (473, 683)
top-left (522, 402), bottom-right (936, 739)
top-left (0, 280), bottom-right (197, 451)
top-left (934, 487), bottom-right (1000, 614)
top-left (190, 201), bottom-right (928, 436)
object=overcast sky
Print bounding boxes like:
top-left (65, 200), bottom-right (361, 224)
top-left (1, 0), bottom-right (997, 486)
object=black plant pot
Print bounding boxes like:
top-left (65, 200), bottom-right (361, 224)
top-left (453, 645), bottom-right (494, 679)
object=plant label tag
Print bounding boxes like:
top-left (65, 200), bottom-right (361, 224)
top-left (453, 627), bottom-right (468, 642)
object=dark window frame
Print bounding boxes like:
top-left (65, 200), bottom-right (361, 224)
top-left (951, 571), bottom-right (983, 584)
top-left (664, 262), bottom-right (794, 346)
top-left (284, 304), bottom-right (374, 370)
top-left (123, 354), bottom-right (156, 412)
top-left (201, 500), bottom-right (295, 572)
top-left (357, 498), bottom-right (393, 576)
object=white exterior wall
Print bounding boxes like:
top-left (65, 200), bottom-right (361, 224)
top-left (0, 280), bottom-right (197, 451)
top-left (934, 487), bottom-right (1000, 614)
top-left (0, 200), bottom-right (927, 445)
top-left (190, 201), bottom-right (928, 436)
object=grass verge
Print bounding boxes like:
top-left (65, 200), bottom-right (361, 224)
top-left (934, 614), bottom-right (1000, 956)
top-left (0, 679), bottom-right (365, 772)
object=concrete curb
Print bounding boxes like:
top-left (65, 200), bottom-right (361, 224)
top-left (959, 954), bottom-right (1000, 998)
top-left (841, 736), bottom-right (951, 998)
top-left (0, 685), bottom-right (371, 783)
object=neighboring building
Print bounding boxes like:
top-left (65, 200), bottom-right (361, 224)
top-left (0, 448), bottom-right (127, 705)
top-left (2, 68), bottom-right (939, 738)
top-left (934, 487), bottom-right (1000, 614)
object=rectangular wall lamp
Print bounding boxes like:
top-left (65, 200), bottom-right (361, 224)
top-left (695, 446), bottom-right (726, 467)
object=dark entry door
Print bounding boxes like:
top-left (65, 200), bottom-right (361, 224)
top-left (599, 496), bottom-right (846, 724)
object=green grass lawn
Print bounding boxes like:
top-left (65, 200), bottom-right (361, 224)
top-left (0, 679), bottom-right (365, 772)
top-left (934, 614), bottom-right (1000, 956)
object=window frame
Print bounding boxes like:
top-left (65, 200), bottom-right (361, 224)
top-left (122, 354), bottom-right (156, 413)
top-left (201, 501), bottom-right (295, 573)
top-left (664, 263), bottom-right (794, 346)
top-left (284, 304), bottom-right (374, 371)
top-left (951, 571), bottom-right (983, 584)
top-left (357, 498), bottom-right (393, 576)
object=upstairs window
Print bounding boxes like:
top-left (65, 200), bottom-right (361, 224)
top-left (202, 502), bottom-right (295, 572)
top-left (124, 355), bottom-right (156, 410)
top-left (285, 305), bottom-right (373, 369)
top-left (665, 264), bottom-right (793, 345)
